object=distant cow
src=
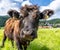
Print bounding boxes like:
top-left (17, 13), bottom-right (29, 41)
top-left (1, 5), bottom-right (54, 50)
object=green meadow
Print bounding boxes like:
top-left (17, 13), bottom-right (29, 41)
top-left (0, 28), bottom-right (60, 50)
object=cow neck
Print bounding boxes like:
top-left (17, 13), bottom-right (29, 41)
top-left (13, 17), bottom-right (18, 20)
top-left (19, 17), bottom-right (24, 30)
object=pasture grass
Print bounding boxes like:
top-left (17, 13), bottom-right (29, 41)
top-left (0, 28), bottom-right (60, 50)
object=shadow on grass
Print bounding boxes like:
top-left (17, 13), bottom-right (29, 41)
top-left (0, 43), bottom-right (50, 50)
top-left (27, 42), bottom-right (50, 50)
top-left (40, 46), bottom-right (50, 50)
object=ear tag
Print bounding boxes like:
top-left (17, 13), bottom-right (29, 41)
top-left (45, 15), bottom-right (49, 19)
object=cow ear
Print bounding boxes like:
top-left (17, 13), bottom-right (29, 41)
top-left (7, 10), bottom-right (20, 18)
top-left (47, 10), bottom-right (54, 16)
top-left (42, 9), bottom-right (54, 17)
top-left (7, 9), bottom-right (14, 17)
top-left (41, 9), bottom-right (54, 19)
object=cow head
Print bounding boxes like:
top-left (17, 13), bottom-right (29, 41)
top-left (20, 9), bottom-right (40, 41)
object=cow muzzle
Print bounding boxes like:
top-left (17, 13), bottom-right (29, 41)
top-left (20, 29), bottom-right (37, 41)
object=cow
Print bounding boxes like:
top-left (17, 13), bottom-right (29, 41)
top-left (12, 6), bottom-right (54, 50)
top-left (1, 5), bottom-right (54, 50)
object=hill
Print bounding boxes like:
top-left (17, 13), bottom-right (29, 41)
top-left (47, 18), bottom-right (60, 24)
top-left (39, 18), bottom-right (60, 25)
top-left (0, 16), bottom-right (9, 27)
top-left (0, 16), bottom-right (60, 27)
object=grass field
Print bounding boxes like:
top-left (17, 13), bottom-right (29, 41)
top-left (0, 28), bottom-right (60, 50)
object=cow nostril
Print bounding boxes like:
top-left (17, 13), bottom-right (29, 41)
top-left (26, 26), bottom-right (28, 28)
top-left (22, 31), bottom-right (24, 35)
top-left (31, 33), bottom-right (34, 36)
top-left (26, 29), bottom-right (29, 31)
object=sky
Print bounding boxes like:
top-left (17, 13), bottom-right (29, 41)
top-left (0, 0), bottom-right (60, 20)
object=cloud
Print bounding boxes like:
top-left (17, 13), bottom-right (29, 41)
top-left (0, 0), bottom-right (32, 16)
top-left (40, 0), bottom-right (60, 12)
top-left (0, 0), bottom-right (23, 16)
top-left (21, 0), bottom-right (32, 7)
top-left (40, 0), bottom-right (60, 20)
top-left (14, 0), bottom-right (23, 2)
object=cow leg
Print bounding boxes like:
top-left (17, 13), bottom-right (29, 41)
top-left (15, 37), bottom-right (23, 50)
top-left (24, 45), bottom-right (27, 50)
top-left (11, 40), bottom-right (14, 48)
top-left (0, 34), bottom-right (7, 48)
top-left (24, 41), bottom-right (30, 50)
top-left (16, 40), bottom-right (23, 50)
